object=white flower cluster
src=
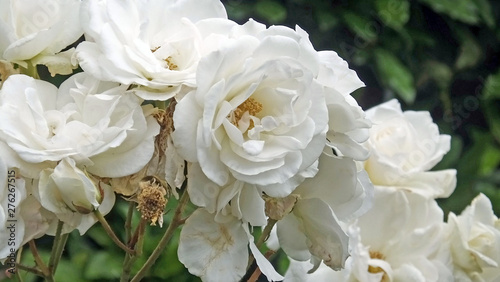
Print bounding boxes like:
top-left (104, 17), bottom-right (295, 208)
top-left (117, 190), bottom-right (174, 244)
top-left (0, 0), bottom-right (372, 279)
top-left (284, 100), bottom-right (500, 282)
top-left (1, 0), bottom-right (497, 281)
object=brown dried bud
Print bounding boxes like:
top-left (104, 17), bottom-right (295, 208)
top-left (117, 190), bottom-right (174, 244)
top-left (264, 194), bottom-right (300, 221)
top-left (137, 176), bottom-right (169, 227)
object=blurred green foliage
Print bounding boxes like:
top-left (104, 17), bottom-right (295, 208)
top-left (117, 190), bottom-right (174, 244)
top-left (8, 1), bottom-right (500, 281)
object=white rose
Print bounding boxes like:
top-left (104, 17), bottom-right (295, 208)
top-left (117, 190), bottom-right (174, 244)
top-left (0, 0), bottom-right (82, 75)
top-left (178, 209), bottom-right (283, 282)
top-left (0, 73), bottom-right (160, 178)
top-left (447, 193), bottom-right (500, 281)
top-left (319, 51), bottom-right (371, 161)
top-left (187, 155), bottom-right (373, 273)
top-left (364, 99), bottom-right (456, 198)
top-left (75, 0), bottom-right (229, 100)
top-left (172, 21), bottom-right (331, 197)
top-left (36, 157), bottom-right (116, 234)
top-left (348, 188), bottom-right (453, 282)
top-left (173, 19), bottom-right (371, 197)
top-left (276, 155), bottom-right (373, 271)
top-left (39, 158), bottom-right (101, 215)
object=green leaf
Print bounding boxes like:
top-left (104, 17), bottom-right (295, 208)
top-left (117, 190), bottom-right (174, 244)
top-left (422, 61), bottom-right (453, 89)
top-left (84, 252), bottom-right (123, 279)
top-left (483, 71), bottom-right (500, 100)
top-left (374, 49), bottom-right (416, 104)
top-left (483, 101), bottom-right (500, 143)
top-left (54, 259), bottom-right (86, 282)
top-left (419, 0), bottom-right (480, 25)
top-left (342, 11), bottom-right (378, 42)
top-left (455, 32), bottom-right (482, 70)
top-left (375, 0), bottom-right (410, 30)
top-left (479, 144), bottom-right (500, 175)
top-left (224, 2), bottom-right (253, 22)
top-left (317, 11), bottom-right (339, 31)
top-left (457, 130), bottom-right (498, 179)
top-left (483, 71), bottom-right (500, 142)
top-left (254, 1), bottom-right (287, 24)
top-left (473, 0), bottom-right (495, 28)
top-left (87, 225), bottom-right (115, 249)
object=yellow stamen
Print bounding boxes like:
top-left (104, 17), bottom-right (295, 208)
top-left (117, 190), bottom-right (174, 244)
top-left (231, 98), bottom-right (263, 129)
top-left (368, 251), bottom-right (389, 281)
top-left (165, 56), bottom-right (178, 70)
top-left (151, 47), bottom-right (178, 70)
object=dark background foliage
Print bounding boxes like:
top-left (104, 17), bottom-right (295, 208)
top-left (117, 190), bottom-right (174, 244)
top-left (5, 1), bottom-right (500, 281)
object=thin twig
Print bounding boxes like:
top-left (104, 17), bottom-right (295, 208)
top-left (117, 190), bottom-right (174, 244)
top-left (28, 240), bottom-right (51, 281)
top-left (48, 221), bottom-right (63, 274)
top-left (256, 219), bottom-right (277, 249)
top-left (51, 233), bottom-right (69, 274)
top-left (15, 263), bottom-right (44, 277)
top-left (121, 219), bottom-right (146, 282)
top-left (94, 210), bottom-right (135, 254)
top-left (130, 191), bottom-right (190, 282)
top-left (125, 201), bottom-right (135, 243)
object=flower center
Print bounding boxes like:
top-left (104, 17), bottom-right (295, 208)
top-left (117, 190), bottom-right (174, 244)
top-left (165, 56), bottom-right (178, 70)
top-left (48, 125), bottom-right (57, 137)
top-left (231, 98), bottom-right (263, 129)
top-left (368, 251), bottom-right (389, 282)
top-left (151, 47), bottom-right (178, 70)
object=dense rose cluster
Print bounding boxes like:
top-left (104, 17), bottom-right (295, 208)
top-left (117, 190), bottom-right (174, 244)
top-left (0, 0), bottom-right (498, 281)
top-left (283, 101), bottom-right (500, 282)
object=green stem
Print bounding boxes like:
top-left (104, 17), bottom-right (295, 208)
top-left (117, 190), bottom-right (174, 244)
top-left (49, 220), bottom-right (64, 273)
top-left (128, 219), bottom-right (146, 249)
top-left (121, 219), bottom-right (146, 282)
top-left (130, 191), bottom-right (190, 282)
top-left (28, 240), bottom-right (52, 281)
top-left (15, 270), bottom-right (25, 282)
top-left (20, 63), bottom-right (40, 79)
top-left (51, 233), bottom-right (69, 274)
top-left (125, 201), bottom-right (135, 244)
top-left (120, 254), bottom-right (134, 282)
top-left (255, 219), bottom-right (277, 248)
top-left (94, 210), bottom-right (135, 254)
top-left (14, 246), bottom-right (26, 281)
top-left (15, 263), bottom-right (45, 277)
top-left (48, 221), bottom-right (64, 275)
